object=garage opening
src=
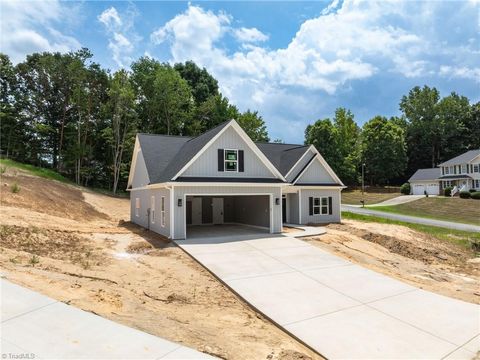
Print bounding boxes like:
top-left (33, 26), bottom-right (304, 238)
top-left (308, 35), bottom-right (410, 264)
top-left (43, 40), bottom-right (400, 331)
top-left (185, 195), bottom-right (270, 239)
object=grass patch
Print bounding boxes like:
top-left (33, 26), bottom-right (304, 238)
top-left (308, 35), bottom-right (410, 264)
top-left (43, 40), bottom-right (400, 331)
top-left (342, 211), bottom-right (480, 251)
top-left (342, 190), bottom-right (400, 205)
top-left (0, 159), bottom-right (70, 183)
top-left (368, 197), bottom-right (480, 226)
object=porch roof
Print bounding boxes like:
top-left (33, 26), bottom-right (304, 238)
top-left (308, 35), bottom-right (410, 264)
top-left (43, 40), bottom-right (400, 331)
top-left (437, 175), bottom-right (472, 180)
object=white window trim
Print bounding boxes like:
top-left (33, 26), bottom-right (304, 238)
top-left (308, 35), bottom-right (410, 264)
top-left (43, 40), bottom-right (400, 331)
top-left (150, 196), bottom-right (155, 224)
top-left (474, 164), bottom-right (479, 173)
top-left (224, 149), bottom-right (239, 172)
top-left (313, 197), bottom-right (329, 216)
top-left (161, 196), bottom-right (166, 227)
top-left (135, 198), bottom-right (140, 217)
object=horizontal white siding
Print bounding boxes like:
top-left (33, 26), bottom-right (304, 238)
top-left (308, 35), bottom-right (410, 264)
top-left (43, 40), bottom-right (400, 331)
top-left (130, 188), bottom-right (171, 238)
top-left (182, 126), bottom-right (275, 178)
top-left (300, 188), bottom-right (341, 224)
top-left (173, 186), bottom-right (282, 239)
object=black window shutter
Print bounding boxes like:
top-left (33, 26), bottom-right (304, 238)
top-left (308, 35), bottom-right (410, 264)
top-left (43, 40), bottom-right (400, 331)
top-left (328, 197), bottom-right (333, 215)
top-left (218, 149), bottom-right (224, 172)
top-left (238, 150), bottom-right (244, 172)
top-left (309, 197), bottom-right (313, 216)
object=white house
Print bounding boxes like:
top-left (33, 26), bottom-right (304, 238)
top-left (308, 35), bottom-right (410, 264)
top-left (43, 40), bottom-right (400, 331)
top-left (127, 119), bottom-right (345, 240)
top-left (409, 149), bottom-right (480, 195)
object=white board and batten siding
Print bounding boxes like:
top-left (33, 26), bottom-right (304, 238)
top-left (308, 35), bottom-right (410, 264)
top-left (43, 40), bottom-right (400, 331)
top-left (286, 150), bottom-right (314, 182)
top-left (173, 186), bottom-right (282, 239)
top-left (130, 187), bottom-right (171, 238)
top-left (182, 126), bottom-right (275, 178)
top-left (296, 159), bottom-right (336, 184)
top-left (411, 182), bottom-right (440, 195)
top-left (131, 150), bottom-right (150, 188)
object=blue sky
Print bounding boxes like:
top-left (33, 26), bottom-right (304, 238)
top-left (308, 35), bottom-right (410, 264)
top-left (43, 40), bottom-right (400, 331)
top-left (1, 0), bottom-right (479, 143)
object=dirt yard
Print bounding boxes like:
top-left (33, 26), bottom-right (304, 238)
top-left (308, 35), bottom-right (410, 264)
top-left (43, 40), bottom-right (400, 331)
top-left (305, 220), bottom-right (479, 304)
top-left (0, 169), bottom-right (319, 360)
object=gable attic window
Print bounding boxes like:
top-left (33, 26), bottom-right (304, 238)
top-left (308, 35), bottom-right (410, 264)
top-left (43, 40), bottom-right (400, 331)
top-left (225, 149), bottom-right (238, 172)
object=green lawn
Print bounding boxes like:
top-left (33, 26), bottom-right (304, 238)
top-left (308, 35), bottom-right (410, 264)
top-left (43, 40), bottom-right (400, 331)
top-left (370, 197), bottom-right (480, 226)
top-left (342, 189), bottom-right (400, 205)
top-left (0, 158), bottom-right (71, 183)
top-left (342, 211), bottom-right (480, 251)
top-left (0, 159), bottom-right (128, 198)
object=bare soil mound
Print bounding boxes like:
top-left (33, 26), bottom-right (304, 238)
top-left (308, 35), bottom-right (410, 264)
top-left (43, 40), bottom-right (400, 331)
top-left (1, 172), bottom-right (108, 221)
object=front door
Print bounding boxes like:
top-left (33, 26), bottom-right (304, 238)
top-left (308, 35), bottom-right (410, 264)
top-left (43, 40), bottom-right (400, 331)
top-left (212, 198), bottom-right (224, 224)
top-left (282, 197), bottom-right (287, 223)
top-left (192, 197), bottom-right (202, 225)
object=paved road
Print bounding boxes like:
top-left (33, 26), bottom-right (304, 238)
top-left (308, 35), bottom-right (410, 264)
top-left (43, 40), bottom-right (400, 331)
top-left (176, 226), bottom-right (480, 359)
top-left (342, 205), bottom-right (480, 232)
top-left (1, 279), bottom-right (213, 359)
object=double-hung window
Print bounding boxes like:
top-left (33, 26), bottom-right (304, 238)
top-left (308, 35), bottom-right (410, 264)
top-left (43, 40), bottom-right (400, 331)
top-left (224, 149), bottom-right (238, 172)
top-left (150, 196), bottom-right (155, 223)
top-left (161, 196), bottom-right (166, 227)
top-left (445, 167), bottom-right (449, 175)
top-left (313, 197), bottom-right (329, 215)
top-left (135, 198), bottom-right (140, 217)
top-left (474, 164), bottom-right (479, 173)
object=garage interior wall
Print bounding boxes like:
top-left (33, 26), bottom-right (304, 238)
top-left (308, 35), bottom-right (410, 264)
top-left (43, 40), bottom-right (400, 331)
top-left (174, 186), bottom-right (282, 239)
top-left (186, 195), bottom-right (269, 228)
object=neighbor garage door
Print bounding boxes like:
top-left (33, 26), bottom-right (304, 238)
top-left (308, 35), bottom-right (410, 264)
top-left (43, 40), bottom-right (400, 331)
top-left (412, 183), bottom-right (439, 195)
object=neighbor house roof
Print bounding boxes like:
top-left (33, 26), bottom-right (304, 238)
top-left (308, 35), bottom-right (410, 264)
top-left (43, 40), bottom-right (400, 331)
top-left (408, 168), bottom-right (440, 182)
top-left (137, 120), bottom-right (313, 184)
top-left (438, 149), bottom-right (480, 166)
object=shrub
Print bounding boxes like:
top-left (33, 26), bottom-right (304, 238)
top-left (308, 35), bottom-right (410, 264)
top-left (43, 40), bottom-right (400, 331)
top-left (459, 191), bottom-right (471, 199)
top-left (443, 187), bottom-right (452, 197)
top-left (469, 189), bottom-right (477, 193)
top-left (400, 183), bottom-right (411, 195)
top-left (471, 192), bottom-right (480, 200)
top-left (11, 182), bottom-right (20, 193)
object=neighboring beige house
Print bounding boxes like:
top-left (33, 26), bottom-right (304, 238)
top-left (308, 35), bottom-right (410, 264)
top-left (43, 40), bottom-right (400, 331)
top-left (127, 119), bottom-right (344, 240)
top-left (409, 149), bottom-right (480, 195)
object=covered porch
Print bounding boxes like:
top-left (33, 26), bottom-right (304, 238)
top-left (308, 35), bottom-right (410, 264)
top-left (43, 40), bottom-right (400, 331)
top-left (439, 175), bottom-right (473, 192)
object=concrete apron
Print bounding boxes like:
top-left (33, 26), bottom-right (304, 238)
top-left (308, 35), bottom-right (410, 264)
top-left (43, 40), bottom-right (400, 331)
top-left (1, 279), bottom-right (214, 359)
top-left (175, 231), bottom-right (480, 360)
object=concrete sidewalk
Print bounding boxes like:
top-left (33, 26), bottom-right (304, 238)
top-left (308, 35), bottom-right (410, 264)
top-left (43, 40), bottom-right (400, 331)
top-left (342, 205), bottom-right (480, 232)
top-left (176, 234), bottom-right (480, 359)
top-left (1, 279), bottom-right (213, 359)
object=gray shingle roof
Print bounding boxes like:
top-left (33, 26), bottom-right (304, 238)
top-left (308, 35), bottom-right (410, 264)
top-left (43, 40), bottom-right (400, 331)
top-left (256, 143), bottom-right (310, 176)
top-left (438, 149), bottom-right (480, 166)
top-left (139, 120), bottom-right (231, 184)
top-left (408, 168), bottom-right (440, 182)
top-left (137, 121), bottom-right (312, 184)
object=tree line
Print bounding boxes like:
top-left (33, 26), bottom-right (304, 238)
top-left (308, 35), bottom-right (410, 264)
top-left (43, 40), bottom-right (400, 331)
top-left (305, 87), bottom-right (479, 186)
top-left (1, 49), bottom-right (478, 192)
top-left (0, 49), bottom-right (269, 193)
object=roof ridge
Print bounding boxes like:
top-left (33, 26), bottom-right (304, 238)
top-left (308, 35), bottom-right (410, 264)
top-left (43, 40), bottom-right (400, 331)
top-left (138, 133), bottom-right (192, 139)
top-left (185, 120), bottom-right (232, 143)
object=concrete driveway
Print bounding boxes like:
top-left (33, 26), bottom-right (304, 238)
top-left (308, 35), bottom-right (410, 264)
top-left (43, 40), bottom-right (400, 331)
top-left (176, 232), bottom-right (480, 359)
top-left (1, 279), bottom-right (213, 359)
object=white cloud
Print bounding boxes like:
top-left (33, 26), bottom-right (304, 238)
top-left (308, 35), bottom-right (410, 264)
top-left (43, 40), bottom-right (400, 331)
top-left (149, 1), bottom-right (478, 141)
top-left (98, 5), bottom-right (140, 67)
top-left (0, 0), bottom-right (81, 63)
top-left (98, 7), bottom-right (122, 29)
top-left (233, 27), bottom-right (268, 43)
top-left (439, 66), bottom-right (480, 82)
